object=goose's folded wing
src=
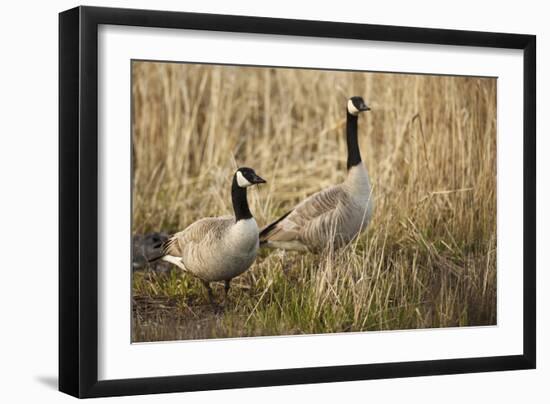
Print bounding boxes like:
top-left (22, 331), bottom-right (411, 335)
top-left (163, 216), bottom-right (234, 256)
top-left (260, 186), bottom-right (348, 242)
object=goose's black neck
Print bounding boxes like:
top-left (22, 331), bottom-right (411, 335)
top-left (346, 111), bottom-right (362, 170)
top-left (231, 176), bottom-right (253, 221)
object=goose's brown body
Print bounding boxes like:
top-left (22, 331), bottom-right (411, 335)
top-left (260, 164), bottom-right (373, 252)
top-left (162, 216), bottom-right (259, 282)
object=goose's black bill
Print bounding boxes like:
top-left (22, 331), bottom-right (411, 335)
top-left (251, 174), bottom-right (266, 184)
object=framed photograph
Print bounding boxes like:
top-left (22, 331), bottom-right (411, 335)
top-left (59, 6), bottom-right (536, 398)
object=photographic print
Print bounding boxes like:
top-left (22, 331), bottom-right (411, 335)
top-left (131, 61), bottom-right (497, 343)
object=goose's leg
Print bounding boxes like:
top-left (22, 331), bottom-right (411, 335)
top-left (202, 280), bottom-right (224, 314)
top-left (201, 280), bottom-right (215, 305)
top-left (278, 249), bottom-right (290, 276)
top-left (224, 279), bottom-right (231, 299)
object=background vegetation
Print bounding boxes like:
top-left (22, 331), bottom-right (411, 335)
top-left (131, 61), bottom-right (497, 342)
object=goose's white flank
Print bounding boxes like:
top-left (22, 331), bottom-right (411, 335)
top-left (260, 96), bottom-right (374, 253)
top-left (151, 167), bottom-right (266, 302)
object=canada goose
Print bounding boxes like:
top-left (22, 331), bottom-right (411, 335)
top-left (133, 232), bottom-right (170, 272)
top-left (150, 167), bottom-right (266, 303)
top-left (260, 96), bottom-right (373, 253)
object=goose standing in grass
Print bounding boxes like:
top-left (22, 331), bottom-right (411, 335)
top-left (150, 167), bottom-right (266, 303)
top-left (260, 96), bottom-right (373, 253)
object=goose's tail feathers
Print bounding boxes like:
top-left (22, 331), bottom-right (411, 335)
top-left (259, 210), bottom-right (292, 244)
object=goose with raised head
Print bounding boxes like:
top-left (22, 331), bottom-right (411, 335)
top-left (260, 96), bottom-right (373, 253)
top-left (150, 167), bottom-right (266, 302)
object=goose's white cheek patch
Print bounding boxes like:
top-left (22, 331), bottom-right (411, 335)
top-left (236, 171), bottom-right (253, 188)
top-left (347, 99), bottom-right (360, 116)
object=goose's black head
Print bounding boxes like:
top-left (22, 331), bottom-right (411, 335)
top-left (347, 96), bottom-right (370, 116)
top-left (235, 167), bottom-right (266, 188)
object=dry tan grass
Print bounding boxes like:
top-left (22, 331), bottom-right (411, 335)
top-left (131, 61), bottom-right (496, 342)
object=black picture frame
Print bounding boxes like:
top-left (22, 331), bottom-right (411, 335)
top-left (59, 5), bottom-right (536, 398)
